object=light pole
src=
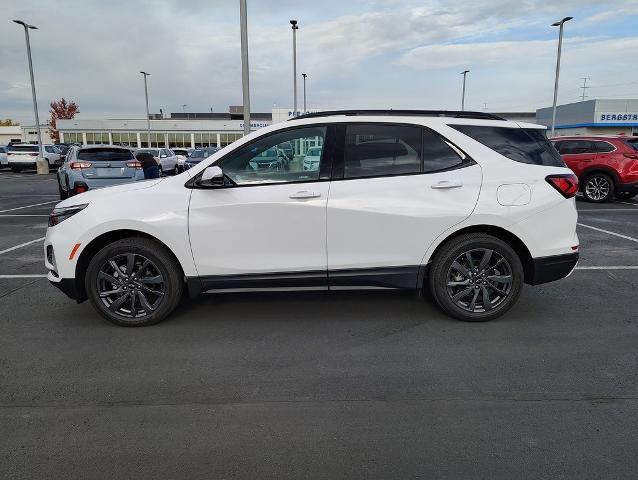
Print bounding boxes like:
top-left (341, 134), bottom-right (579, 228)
top-left (140, 71), bottom-right (151, 147)
top-left (550, 16), bottom-right (573, 137)
top-left (302, 73), bottom-right (307, 113)
top-left (13, 20), bottom-right (44, 169)
top-left (460, 70), bottom-right (469, 111)
top-left (290, 20), bottom-right (299, 117)
top-left (240, 0), bottom-right (251, 135)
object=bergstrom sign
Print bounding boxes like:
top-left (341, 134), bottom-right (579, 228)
top-left (598, 112), bottom-right (638, 123)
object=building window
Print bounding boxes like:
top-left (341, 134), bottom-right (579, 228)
top-left (140, 133), bottom-right (165, 148)
top-left (220, 133), bottom-right (242, 147)
top-left (168, 133), bottom-right (190, 148)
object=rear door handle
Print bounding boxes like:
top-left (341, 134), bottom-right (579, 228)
top-left (289, 191), bottom-right (321, 199)
top-left (431, 180), bottom-right (463, 189)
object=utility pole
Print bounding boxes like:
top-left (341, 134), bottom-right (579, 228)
top-left (13, 20), bottom-right (45, 172)
top-left (550, 16), bottom-right (573, 137)
top-left (290, 20), bottom-right (299, 117)
top-left (580, 77), bottom-right (590, 102)
top-left (460, 70), bottom-right (469, 111)
top-left (302, 73), bottom-right (307, 113)
top-left (140, 71), bottom-right (151, 147)
top-left (240, 0), bottom-right (251, 135)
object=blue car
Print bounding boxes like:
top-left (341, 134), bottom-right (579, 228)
top-left (56, 145), bottom-right (145, 199)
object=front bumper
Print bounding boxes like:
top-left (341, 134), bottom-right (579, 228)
top-left (528, 252), bottom-right (579, 285)
top-left (48, 271), bottom-right (82, 301)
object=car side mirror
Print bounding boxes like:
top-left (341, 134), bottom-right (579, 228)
top-left (199, 166), bottom-right (225, 187)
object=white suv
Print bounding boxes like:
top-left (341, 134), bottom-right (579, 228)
top-left (44, 110), bottom-right (579, 326)
top-left (7, 143), bottom-right (62, 172)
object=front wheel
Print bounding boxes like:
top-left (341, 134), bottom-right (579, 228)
top-left (428, 233), bottom-right (524, 322)
top-left (582, 173), bottom-right (615, 203)
top-left (85, 238), bottom-right (183, 326)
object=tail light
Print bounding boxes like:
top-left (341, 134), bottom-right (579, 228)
top-left (75, 184), bottom-right (88, 193)
top-left (126, 160), bottom-right (142, 169)
top-left (546, 174), bottom-right (579, 198)
top-left (70, 161), bottom-right (92, 170)
top-left (623, 153), bottom-right (638, 160)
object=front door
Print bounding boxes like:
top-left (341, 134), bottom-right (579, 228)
top-left (188, 125), bottom-right (333, 286)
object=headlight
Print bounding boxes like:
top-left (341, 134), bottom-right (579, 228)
top-left (48, 204), bottom-right (88, 227)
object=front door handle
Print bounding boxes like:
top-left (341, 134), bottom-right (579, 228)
top-left (431, 180), bottom-right (463, 189)
top-left (289, 191), bottom-right (321, 199)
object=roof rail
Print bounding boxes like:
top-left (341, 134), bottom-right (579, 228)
top-left (289, 109), bottom-right (506, 121)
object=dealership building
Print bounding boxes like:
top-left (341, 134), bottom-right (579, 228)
top-left (536, 99), bottom-right (638, 137)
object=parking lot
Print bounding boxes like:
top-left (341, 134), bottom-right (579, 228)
top-left (1, 170), bottom-right (637, 478)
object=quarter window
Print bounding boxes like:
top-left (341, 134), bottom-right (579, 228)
top-left (451, 125), bottom-right (565, 167)
top-left (344, 124), bottom-right (422, 178)
top-left (593, 141), bottom-right (615, 153)
top-left (220, 126), bottom-right (326, 185)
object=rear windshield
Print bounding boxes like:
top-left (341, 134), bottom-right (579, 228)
top-left (137, 149), bottom-right (159, 156)
top-left (451, 125), bottom-right (565, 167)
top-left (189, 150), bottom-right (207, 158)
top-left (77, 148), bottom-right (134, 161)
top-left (9, 145), bottom-right (39, 152)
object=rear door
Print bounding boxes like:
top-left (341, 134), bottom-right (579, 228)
top-left (555, 140), bottom-right (596, 176)
top-left (326, 123), bottom-right (482, 286)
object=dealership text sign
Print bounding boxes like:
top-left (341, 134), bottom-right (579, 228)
top-left (599, 112), bottom-right (638, 122)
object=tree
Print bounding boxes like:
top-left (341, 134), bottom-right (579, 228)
top-left (48, 98), bottom-right (79, 143)
top-left (0, 119), bottom-right (19, 126)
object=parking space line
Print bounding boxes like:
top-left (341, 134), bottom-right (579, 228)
top-left (0, 200), bottom-right (57, 214)
top-left (614, 201), bottom-right (638, 207)
top-left (577, 223), bottom-right (638, 243)
top-left (0, 274), bottom-right (48, 278)
top-left (575, 266), bottom-right (638, 270)
top-left (0, 214), bottom-right (50, 217)
top-left (578, 209), bottom-right (638, 212)
top-left (0, 237), bottom-right (45, 255)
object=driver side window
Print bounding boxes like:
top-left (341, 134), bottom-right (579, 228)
top-left (220, 126), bottom-right (326, 185)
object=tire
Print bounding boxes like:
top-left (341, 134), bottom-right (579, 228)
top-left (428, 233), bottom-right (524, 322)
top-left (85, 237), bottom-right (183, 326)
top-left (615, 191), bottom-right (637, 200)
top-left (158, 165), bottom-right (163, 177)
top-left (582, 173), bottom-right (615, 203)
top-left (58, 183), bottom-right (68, 200)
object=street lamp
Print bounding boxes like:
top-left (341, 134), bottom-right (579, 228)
top-left (13, 20), bottom-right (44, 170)
top-left (550, 16), bottom-right (573, 137)
top-left (290, 20), bottom-right (299, 117)
top-left (140, 71), bottom-right (151, 147)
top-left (460, 70), bottom-right (470, 111)
top-left (240, 0), bottom-right (251, 135)
top-left (302, 73), bottom-right (307, 113)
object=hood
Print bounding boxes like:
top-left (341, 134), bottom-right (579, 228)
top-left (55, 178), bottom-right (163, 209)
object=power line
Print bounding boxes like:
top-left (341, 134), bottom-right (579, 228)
top-left (580, 77), bottom-right (590, 102)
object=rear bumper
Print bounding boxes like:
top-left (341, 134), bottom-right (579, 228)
top-left (528, 252), bottom-right (579, 285)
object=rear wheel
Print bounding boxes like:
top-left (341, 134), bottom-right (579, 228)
top-left (582, 173), bottom-right (615, 203)
top-left (85, 238), bottom-right (183, 326)
top-left (428, 233), bottom-right (524, 322)
top-left (58, 183), bottom-right (68, 200)
top-left (158, 165), bottom-right (164, 177)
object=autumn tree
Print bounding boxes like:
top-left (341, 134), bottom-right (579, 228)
top-left (0, 119), bottom-right (19, 126)
top-left (48, 98), bottom-right (79, 143)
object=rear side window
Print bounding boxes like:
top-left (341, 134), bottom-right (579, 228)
top-left (422, 129), bottom-right (464, 173)
top-left (556, 140), bottom-right (595, 155)
top-left (593, 141), bottom-right (615, 153)
top-left (77, 148), bottom-right (134, 161)
top-left (344, 124), bottom-right (422, 178)
top-left (451, 125), bottom-right (565, 167)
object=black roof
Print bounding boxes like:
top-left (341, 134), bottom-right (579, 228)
top-left (290, 110), bottom-right (506, 121)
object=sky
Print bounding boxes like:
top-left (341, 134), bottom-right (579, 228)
top-left (1, 0), bottom-right (637, 125)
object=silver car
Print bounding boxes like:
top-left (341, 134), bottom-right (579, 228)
top-left (56, 145), bottom-right (146, 199)
top-left (135, 148), bottom-right (178, 175)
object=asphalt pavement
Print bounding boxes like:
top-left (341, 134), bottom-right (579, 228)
top-left (1, 170), bottom-right (637, 479)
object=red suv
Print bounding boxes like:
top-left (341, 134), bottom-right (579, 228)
top-left (551, 136), bottom-right (638, 202)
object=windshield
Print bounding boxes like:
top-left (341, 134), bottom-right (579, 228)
top-left (189, 150), bottom-right (207, 159)
top-left (77, 148), bottom-right (134, 161)
top-left (173, 149), bottom-right (188, 155)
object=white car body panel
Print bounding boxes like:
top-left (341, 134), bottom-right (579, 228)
top-left (7, 144), bottom-right (61, 166)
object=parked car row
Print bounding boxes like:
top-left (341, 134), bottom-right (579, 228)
top-left (54, 145), bottom-right (221, 199)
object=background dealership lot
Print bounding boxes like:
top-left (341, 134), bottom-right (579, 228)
top-left (1, 170), bottom-right (637, 478)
